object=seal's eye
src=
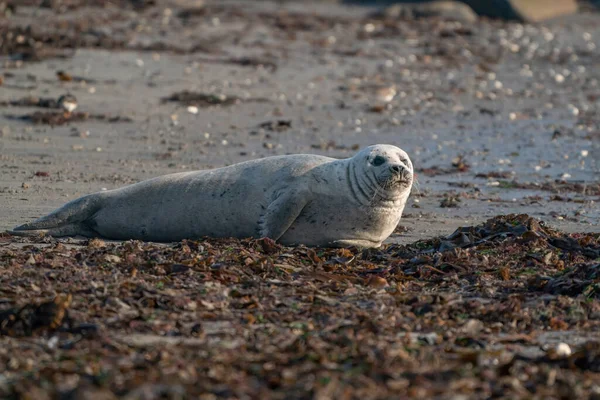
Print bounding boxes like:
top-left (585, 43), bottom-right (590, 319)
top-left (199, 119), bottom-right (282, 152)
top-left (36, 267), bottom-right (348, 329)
top-left (372, 156), bottom-right (386, 166)
top-left (400, 158), bottom-right (408, 164)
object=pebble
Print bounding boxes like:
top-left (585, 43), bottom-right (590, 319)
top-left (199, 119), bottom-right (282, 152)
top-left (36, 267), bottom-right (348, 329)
top-left (47, 336), bottom-right (59, 350)
top-left (104, 254), bottom-right (122, 263)
top-left (187, 106), bottom-right (199, 114)
top-left (554, 343), bottom-right (572, 358)
top-left (567, 104), bottom-right (579, 116)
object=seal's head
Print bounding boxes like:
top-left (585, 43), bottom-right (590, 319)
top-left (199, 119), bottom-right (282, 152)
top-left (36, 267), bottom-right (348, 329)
top-left (356, 144), bottom-right (413, 191)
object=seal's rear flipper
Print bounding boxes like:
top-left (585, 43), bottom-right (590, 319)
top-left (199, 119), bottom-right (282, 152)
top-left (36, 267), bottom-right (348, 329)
top-left (10, 194), bottom-right (102, 238)
top-left (8, 223), bottom-right (97, 238)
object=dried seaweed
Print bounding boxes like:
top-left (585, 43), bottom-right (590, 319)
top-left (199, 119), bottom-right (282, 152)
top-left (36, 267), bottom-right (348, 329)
top-left (1, 215), bottom-right (599, 398)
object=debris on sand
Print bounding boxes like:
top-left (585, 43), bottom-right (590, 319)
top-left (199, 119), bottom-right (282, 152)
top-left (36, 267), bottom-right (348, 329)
top-left (195, 55), bottom-right (278, 72)
top-left (545, 262), bottom-right (600, 297)
top-left (440, 195), bottom-right (461, 208)
top-left (419, 155), bottom-right (471, 176)
top-left (0, 26), bottom-right (75, 62)
top-left (483, 180), bottom-right (600, 196)
top-left (1, 96), bottom-right (60, 108)
top-left (0, 294), bottom-right (72, 336)
top-left (7, 111), bottom-right (133, 126)
top-left (1, 215), bottom-right (599, 397)
top-left (161, 91), bottom-right (241, 107)
top-left (258, 119), bottom-right (292, 132)
top-left (376, 1), bottom-right (478, 23)
top-left (161, 91), bottom-right (269, 108)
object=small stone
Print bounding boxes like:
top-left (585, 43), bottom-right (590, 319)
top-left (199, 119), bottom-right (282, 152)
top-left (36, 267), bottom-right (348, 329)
top-left (104, 255), bottom-right (122, 263)
top-left (568, 104), bottom-right (579, 116)
top-left (47, 336), bottom-right (59, 350)
top-left (554, 342), bottom-right (572, 358)
top-left (187, 106), bottom-right (199, 114)
top-left (460, 319), bottom-right (484, 335)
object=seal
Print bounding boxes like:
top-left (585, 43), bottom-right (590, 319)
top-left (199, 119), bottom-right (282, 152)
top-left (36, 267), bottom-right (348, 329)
top-left (10, 144), bottom-right (413, 248)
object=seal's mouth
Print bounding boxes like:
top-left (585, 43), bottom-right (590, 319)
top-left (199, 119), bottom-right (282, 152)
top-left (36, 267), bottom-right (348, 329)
top-left (377, 173), bottom-right (413, 189)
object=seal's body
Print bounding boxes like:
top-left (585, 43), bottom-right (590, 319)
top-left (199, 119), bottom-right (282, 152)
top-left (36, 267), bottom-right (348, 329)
top-left (11, 145), bottom-right (413, 248)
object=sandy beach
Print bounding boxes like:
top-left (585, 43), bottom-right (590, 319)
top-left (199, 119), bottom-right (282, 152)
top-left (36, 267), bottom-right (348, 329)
top-left (0, 1), bottom-right (599, 398)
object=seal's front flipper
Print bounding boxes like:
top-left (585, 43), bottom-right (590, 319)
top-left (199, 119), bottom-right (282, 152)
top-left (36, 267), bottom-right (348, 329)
top-left (258, 189), bottom-right (307, 241)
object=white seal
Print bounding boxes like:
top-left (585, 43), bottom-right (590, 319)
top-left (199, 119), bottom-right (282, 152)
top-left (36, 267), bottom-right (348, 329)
top-left (11, 144), bottom-right (413, 248)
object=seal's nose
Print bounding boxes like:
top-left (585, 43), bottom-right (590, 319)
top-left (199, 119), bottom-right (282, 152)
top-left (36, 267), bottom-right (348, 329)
top-left (389, 165), bottom-right (403, 174)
